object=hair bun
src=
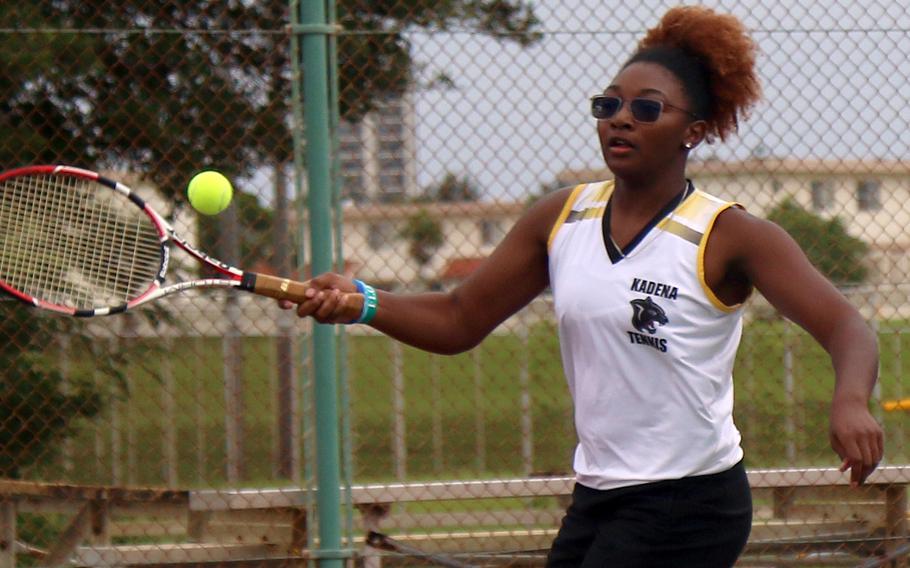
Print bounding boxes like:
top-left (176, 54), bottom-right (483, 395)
top-left (638, 6), bottom-right (762, 141)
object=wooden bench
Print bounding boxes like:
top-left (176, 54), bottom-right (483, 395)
top-left (0, 481), bottom-right (307, 567)
top-left (190, 466), bottom-right (910, 567)
top-left (1, 467), bottom-right (907, 567)
top-left (0, 480), bottom-right (189, 568)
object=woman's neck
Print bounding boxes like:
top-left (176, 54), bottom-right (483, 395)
top-left (612, 171), bottom-right (689, 217)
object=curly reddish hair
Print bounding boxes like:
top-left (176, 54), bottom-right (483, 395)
top-left (633, 6), bottom-right (761, 142)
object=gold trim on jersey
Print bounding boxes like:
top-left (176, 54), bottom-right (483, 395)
top-left (672, 189), bottom-right (707, 221)
top-left (671, 189), bottom-right (729, 225)
top-left (565, 205), bottom-right (606, 223)
top-left (660, 219), bottom-right (702, 245)
top-left (591, 182), bottom-right (614, 203)
top-left (697, 203), bottom-right (744, 313)
top-left (548, 181), bottom-right (610, 250)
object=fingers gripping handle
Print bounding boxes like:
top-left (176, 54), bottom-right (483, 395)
top-left (242, 272), bottom-right (364, 320)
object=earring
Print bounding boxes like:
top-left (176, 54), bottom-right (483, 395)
top-left (683, 142), bottom-right (694, 149)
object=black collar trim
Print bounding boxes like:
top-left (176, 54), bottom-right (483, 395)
top-left (602, 180), bottom-right (694, 264)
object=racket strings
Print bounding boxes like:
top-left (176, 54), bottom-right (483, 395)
top-left (0, 174), bottom-right (162, 309)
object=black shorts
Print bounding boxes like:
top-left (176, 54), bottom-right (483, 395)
top-left (546, 461), bottom-right (752, 568)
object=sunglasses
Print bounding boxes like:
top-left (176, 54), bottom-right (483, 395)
top-left (591, 94), bottom-right (699, 123)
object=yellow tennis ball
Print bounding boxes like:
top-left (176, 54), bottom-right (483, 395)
top-left (187, 170), bottom-right (233, 215)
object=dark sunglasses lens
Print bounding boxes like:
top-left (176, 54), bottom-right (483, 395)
top-left (630, 99), bottom-right (662, 122)
top-left (592, 96), bottom-right (620, 119)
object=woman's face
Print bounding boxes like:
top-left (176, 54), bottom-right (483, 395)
top-left (597, 62), bottom-right (698, 182)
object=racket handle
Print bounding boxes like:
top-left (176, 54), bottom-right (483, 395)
top-left (242, 273), bottom-right (364, 320)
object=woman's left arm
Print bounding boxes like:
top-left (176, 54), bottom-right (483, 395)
top-left (709, 208), bottom-right (884, 486)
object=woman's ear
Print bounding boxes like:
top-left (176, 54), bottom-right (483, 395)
top-left (682, 120), bottom-right (708, 150)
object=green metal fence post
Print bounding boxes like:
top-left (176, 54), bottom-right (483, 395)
top-left (296, 2), bottom-right (344, 566)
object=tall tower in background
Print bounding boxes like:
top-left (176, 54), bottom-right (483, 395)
top-left (338, 92), bottom-right (418, 203)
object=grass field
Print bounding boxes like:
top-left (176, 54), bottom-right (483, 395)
top-left (35, 318), bottom-right (909, 488)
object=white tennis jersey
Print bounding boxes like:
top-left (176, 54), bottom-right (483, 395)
top-left (548, 180), bottom-right (745, 490)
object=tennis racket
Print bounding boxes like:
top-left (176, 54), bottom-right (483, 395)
top-left (0, 164), bottom-right (363, 317)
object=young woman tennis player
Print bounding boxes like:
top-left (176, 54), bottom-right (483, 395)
top-left (283, 6), bottom-right (883, 566)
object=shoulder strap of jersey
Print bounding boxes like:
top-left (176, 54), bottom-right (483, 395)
top-left (547, 180), bottom-right (614, 250)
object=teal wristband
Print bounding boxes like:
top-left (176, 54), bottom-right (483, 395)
top-left (348, 280), bottom-right (366, 324)
top-left (352, 279), bottom-right (378, 324)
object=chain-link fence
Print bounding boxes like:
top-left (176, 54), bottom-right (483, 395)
top-left (1, 1), bottom-right (908, 566)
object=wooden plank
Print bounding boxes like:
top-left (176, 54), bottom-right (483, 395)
top-left (16, 499), bottom-right (186, 519)
top-left (209, 508), bottom-right (300, 524)
top-left (748, 466), bottom-right (910, 488)
top-left (187, 510), bottom-right (210, 542)
top-left (748, 518), bottom-right (871, 542)
top-left (0, 480), bottom-right (188, 505)
top-left (350, 476), bottom-right (573, 503)
top-left (90, 500), bottom-right (110, 545)
top-left (102, 501), bottom-right (188, 516)
top-left (366, 528), bottom-right (557, 555)
top-left (737, 553), bottom-right (859, 566)
top-left (190, 489), bottom-right (312, 511)
top-left (884, 485), bottom-right (908, 568)
top-left (190, 467), bottom-right (910, 512)
top-left (0, 501), bottom-right (14, 568)
top-left (773, 486), bottom-right (797, 518)
top-left (376, 509), bottom-right (565, 531)
top-left (773, 502), bottom-right (884, 523)
top-left (72, 543), bottom-right (292, 566)
top-left (43, 501), bottom-right (91, 567)
top-left (108, 519), bottom-right (186, 539)
top-left (198, 522), bottom-right (297, 545)
top-left (290, 508), bottom-right (307, 550)
top-left (190, 478), bottom-right (575, 511)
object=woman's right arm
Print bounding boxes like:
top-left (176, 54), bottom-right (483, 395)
top-left (289, 188), bottom-right (572, 354)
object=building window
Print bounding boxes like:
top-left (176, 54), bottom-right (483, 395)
top-left (857, 179), bottom-right (881, 211)
top-left (339, 140), bottom-right (361, 155)
top-left (342, 175), bottom-right (364, 202)
top-left (378, 123), bottom-right (402, 137)
top-left (337, 120), bottom-right (358, 138)
top-left (380, 140), bottom-right (404, 153)
top-left (810, 180), bottom-right (833, 211)
top-left (378, 189), bottom-right (405, 204)
top-left (379, 173), bottom-right (404, 189)
top-left (380, 158), bottom-right (405, 171)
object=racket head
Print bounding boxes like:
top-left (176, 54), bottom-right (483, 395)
top-left (0, 165), bottom-right (167, 316)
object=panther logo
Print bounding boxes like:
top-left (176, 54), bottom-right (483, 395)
top-left (630, 296), bottom-right (668, 334)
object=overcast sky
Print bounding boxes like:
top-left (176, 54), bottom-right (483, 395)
top-left (406, 0), bottom-right (910, 200)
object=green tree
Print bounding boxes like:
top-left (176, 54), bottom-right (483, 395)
top-left (524, 178), bottom-right (565, 208)
top-left (766, 198), bottom-right (868, 285)
top-left (400, 208), bottom-right (444, 271)
top-left (420, 172), bottom-right (481, 202)
top-left (0, 1), bottom-right (540, 476)
top-left (0, 307), bottom-right (104, 479)
top-left (0, 1), bottom-right (540, 195)
top-left (0, 0), bottom-right (540, 268)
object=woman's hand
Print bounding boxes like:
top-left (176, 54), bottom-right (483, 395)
top-left (277, 272), bottom-right (362, 324)
top-left (830, 398), bottom-right (884, 486)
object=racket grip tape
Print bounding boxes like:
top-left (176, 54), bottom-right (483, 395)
top-left (241, 272), bottom-right (364, 320)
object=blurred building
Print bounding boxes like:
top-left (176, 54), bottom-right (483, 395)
top-left (341, 158), bottom-right (910, 316)
top-left (342, 200), bottom-right (525, 291)
top-left (337, 92), bottom-right (418, 204)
